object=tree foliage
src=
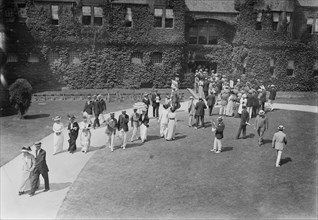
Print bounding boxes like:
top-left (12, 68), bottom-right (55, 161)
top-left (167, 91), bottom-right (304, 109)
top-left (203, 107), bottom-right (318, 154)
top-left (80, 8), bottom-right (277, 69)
top-left (9, 79), bottom-right (32, 118)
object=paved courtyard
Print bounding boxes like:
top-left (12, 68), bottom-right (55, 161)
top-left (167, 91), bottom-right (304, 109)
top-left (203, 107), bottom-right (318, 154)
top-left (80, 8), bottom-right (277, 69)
top-left (1, 102), bottom-right (317, 219)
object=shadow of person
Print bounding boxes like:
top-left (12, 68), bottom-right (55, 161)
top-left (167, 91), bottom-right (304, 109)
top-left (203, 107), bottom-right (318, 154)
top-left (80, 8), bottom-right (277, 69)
top-left (147, 135), bottom-right (162, 141)
top-left (280, 157), bottom-right (292, 166)
top-left (47, 182), bottom-right (72, 192)
top-left (24, 114), bottom-right (50, 119)
top-left (248, 133), bottom-right (255, 138)
top-left (174, 135), bottom-right (187, 140)
top-left (262, 139), bottom-right (272, 144)
top-left (222, 146), bottom-right (233, 152)
top-left (88, 145), bottom-right (105, 152)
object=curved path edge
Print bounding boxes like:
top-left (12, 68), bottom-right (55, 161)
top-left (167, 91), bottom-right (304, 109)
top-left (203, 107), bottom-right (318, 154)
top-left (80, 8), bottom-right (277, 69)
top-left (1, 100), bottom-right (317, 219)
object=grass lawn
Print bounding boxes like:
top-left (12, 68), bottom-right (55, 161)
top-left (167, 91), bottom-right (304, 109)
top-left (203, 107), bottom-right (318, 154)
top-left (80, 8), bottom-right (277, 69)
top-left (57, 108), bottom-right (317, 219)
top-left (0, 100), bottom-right (138, 167)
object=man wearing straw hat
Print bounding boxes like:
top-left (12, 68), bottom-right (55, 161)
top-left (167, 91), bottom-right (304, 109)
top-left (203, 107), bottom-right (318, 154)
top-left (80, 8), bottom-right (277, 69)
top-left (105, 113), bottom-right (117, 152)
top-left (268, 84), bottom-right (277, 111)
top-left (210, 116), bottom-right (225, 153)
top-left (29, 141), bottom-right (50, 196)
top-left (272, 125), bottom-right (287, 167)
top-left (19, 146), bottom-right (35, 196)
top-left (92, 95), bottom-right (102, 129)
top-left (254, 110), bottom-right (269, 146)
top-left (236, 106), bottom-right (249, 139)
top-left (117, 110), bottom-right (129, 150)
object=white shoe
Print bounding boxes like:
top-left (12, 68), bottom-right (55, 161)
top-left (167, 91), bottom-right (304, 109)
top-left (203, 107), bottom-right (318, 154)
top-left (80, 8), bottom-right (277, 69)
top-left (215, 151), bottom-right (221, 154)
top-left (276, 165), bottom-right (280, 167)
top-left (210, 149), bottom-right (216, 152)
top-left (111, 148), bottom-right (114, 152)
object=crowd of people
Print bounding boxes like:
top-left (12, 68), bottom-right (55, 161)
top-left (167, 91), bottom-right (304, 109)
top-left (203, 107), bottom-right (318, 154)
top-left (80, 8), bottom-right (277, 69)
top-left (18, 74), bottom-right (288, 198)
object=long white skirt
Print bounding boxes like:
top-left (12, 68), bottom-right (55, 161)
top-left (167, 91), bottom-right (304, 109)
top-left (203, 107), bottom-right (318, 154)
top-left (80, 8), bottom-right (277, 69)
top-left (160, 123), bottom-right (168, 138)
top-left (140, 124), bottom-right (148, 142)
top-left (19, 171), bottom-right (32, 192)
top-left (53, 133), bottom-right (64, 154)
top-left (166, 120), bottom-right (176, 140)
top-left (80, 131), bottom-right (91, 152)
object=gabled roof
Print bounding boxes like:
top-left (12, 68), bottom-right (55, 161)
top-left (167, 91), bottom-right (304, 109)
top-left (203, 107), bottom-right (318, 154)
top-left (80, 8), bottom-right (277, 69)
top-left (185, 0), bottom-right (238, 13)
top-left (297, 0), bottom-right (318, 7)
top-left (254, 0), bottom-right (294, 12)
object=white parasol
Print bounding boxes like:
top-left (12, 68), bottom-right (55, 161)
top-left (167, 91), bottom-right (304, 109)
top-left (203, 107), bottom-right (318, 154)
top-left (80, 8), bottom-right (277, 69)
top-left (133, 102), bottom-right (147, 111)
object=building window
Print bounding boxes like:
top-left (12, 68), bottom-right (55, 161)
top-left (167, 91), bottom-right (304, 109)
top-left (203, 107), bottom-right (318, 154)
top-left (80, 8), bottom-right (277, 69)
top-left (165, 9), bottom-right (174, 28)
top-left (28, 54), bottom-right (39, 63)
top-left (189, 24), bottom-right (218, 45)
top-left (315, 19), bottom-right (318, 33)
top-left (287, 60), bottom-right (294, 76)
top-left (154, 8), bottom-right (163, 28)
top-left (94, 7), bottom-right (103, 26)
top-left (272, 12), bottom-right (280, 31)
top-left (131, 52), bottom-right (143, 64)
top-left (314, 60), bottom-right (318, 77)
top-left (82, 6), bottom-right (91, 25)
top-left (51, 5), bottom-right (59, 25)
top-left (125, 8), bottom-right (132, 27)
top-left (150, 52), bottom-right (162, 64)
top-left (286, 13), bottom-right (291, 32)
top-left (69, 51), bottom-right (80, 64)
top-left (307, 18), bottom-right (314, 33)
top-left (256, 12), bottom-right (262, 30)
top-left (7, 53), bottom-right (18, 63)
top-left (48, 51), bottom-right (59, 64)
top-left (4, 7), bottom-right (15, 23)
top-left (18, 4), bottom-right (27, 23)
top-left (270, 58), bottom-right (276, 76)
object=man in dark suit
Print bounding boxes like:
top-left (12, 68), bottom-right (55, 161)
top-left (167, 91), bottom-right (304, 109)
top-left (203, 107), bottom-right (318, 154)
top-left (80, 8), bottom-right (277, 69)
top-left (203, 78), bottom-right (210, 98)
top-left (205, 92), bottom-right (216, 116)
top-left (67, 115), bottom-right (79, 154)
top-left (236, 106), bottom-right (249, 139)
top-left (142, 93), bottom-right (150, 117)
top-left (92, 95), bottom-right (101, 129)
top-left (194, 98), bottom-right (207, 129)
top-left (29, 141), bottom-right (49, 196)
top-left (117, 110), bottom-right (129, 149)
top-left (83, 96), bottom-right (93, 124)
top-left (151, 89), bottom-right (161, 118)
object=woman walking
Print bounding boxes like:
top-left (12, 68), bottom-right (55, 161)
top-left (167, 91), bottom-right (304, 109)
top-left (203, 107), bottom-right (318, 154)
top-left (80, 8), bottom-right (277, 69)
top-left (67, 115), bottom-right (79, 154)
top-left (166, 107), bottom-right (177, 141)
top-left (19, 146), bottom-right (35, 195)
top-left (80, 116), bottom-right (92, 153)
top-left (158, 104), bottom-right (169, 138)
top-left (238, 93), bottom-right (247, 116)
top-left (52, 116), bottom-right (64, 155)
top-left (226, 91), bottom-right (235, 117)
top-left (188, 96), bottom-right (196, 126)
top-left (139, 109), bottom-right (149, 143)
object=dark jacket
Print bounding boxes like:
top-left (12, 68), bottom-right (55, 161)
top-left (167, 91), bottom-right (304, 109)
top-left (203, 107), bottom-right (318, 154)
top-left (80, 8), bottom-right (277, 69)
top-left (215, 122), bottom-right (225, 139)
top-left (34, 149), bottom-right (49, 173)
top-left (240, 109), bottom-right (249, 126)
top-left (83, 101), bottom-right (93, 115)
top-left (93, 100), bottom-right (102, 115)
top-left (269, 88), bottom-right (277, 100)
top-left (100, 99), bottom-right (107, 112)
top-left (139, 114), bottom-right (149, 127)
top-left (195, 100), bottom-right (207, 116)
top-left (203, 81), bottom-right (210, 92)
top-left (151, 93), bottom-right (161, 105)
top-left (68, 122), bottom-right (79, 137)
top-left (206, 94), bottom-right (216, 107)
top-left (142, 97), bottom-right (150, 107)
top-left (117, 114), bottom-right (129, 132)
top-left (246, 94), bottom-right (254, 107)
top-left (259, 90), bottom-right (266, 103)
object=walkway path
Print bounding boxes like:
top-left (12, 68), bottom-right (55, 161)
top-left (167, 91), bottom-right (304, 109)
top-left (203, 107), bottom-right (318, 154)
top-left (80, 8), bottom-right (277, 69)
top-left (1, 99), bottom-right (317, 219)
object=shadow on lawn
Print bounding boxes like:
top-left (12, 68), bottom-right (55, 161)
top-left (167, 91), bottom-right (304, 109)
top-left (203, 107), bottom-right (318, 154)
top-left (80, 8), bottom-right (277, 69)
top-left (262, 139), bottom-right (272, 144)
top-left (280, 157), bottom-right (292, 166)
top-left (222, 146), bottom-right (233, 152)
top-left (24, 114), bottom-right (50, 119)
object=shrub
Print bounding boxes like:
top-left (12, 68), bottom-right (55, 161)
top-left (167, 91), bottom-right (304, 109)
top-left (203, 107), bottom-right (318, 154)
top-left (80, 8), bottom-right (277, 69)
top-left (9, 79), bottom-right (33, 119)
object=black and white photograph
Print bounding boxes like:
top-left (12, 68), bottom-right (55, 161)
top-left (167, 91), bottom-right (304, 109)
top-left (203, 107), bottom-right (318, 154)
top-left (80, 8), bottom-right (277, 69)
top-left (0, 0), bottom-right (317, 219)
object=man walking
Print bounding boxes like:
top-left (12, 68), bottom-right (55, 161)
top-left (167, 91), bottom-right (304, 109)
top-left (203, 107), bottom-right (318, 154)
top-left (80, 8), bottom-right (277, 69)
top-left (117, 110), bottom-right (129, 150)
top-left (254, 110), bottom-right (269, 146)
top-left (205, 92), bottom-right (216, 116)
top-left (29, 141), bottom-right (50, 197)
top-left (268, 84), bottom-right (277, 111)
top-left (210, 117), bottom-right (225, 153)
top-left (83, 96), bottom-right (93, 124)
top-left (98, 94), bottom-right (107, 124)
top-left (194, 98), bottom-right (207, 129)
top-left (151, 89), bottom-right (161, 118)
top-left (105, 113), bottom-right (117, 152)
top-left (236, 105), bottom-right (249, 139)
top-left (130, 108), bottom-right (139, 142)
top-left (67, 114), bottom-right (79, 154)
top-left (92, 95), bottom-right (101, 129)
top-left (272, 125), bottom-right (287, 167)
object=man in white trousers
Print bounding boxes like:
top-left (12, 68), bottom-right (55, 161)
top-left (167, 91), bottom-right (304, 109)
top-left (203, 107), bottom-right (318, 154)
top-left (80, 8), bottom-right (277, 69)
top-left (272, 125), bottom-right (287, 167)
top-left (130, 108), bottom-right (139, 142)
top-left (117, 110), bottom-right (129, 150)
top-left (105, 113), bottom-right (117, 152)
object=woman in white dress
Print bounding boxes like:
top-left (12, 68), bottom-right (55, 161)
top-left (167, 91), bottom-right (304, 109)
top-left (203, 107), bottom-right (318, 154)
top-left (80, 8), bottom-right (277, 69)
top-left (139, 109), bottom-right (149, 143)
top-left (166, 107), bottom-right (177, 141)
top-left (238, 93), bottom-right (247, 116)
top-left (19, 146), bottom-right (35, 195)
top-left (158, 104), bottom-right (169, 138)
top-left (80, 116), bottom-right (92, 153)
top-left (53, 116), bottom-right (64, 155)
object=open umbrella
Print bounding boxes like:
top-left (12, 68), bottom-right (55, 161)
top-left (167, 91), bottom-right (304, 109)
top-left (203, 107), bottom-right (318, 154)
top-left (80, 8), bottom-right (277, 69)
top-left (133, 102), bottom-right (147, 111)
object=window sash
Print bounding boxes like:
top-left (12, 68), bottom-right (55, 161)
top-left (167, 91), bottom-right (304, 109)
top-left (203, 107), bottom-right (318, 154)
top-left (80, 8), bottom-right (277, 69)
top-left (154, 8), bottom-right (163, 17)
top-left (166, 9), bottom-right (173, 18)
top-left (273, 12), bottom-right (279, 22)
top-left (82, 6), bottom-right (91, 16)
top-left (315, 19), bottom-right (318, 33)
top-left (287, 60), bottom-right (294, 69)
top-left (314, 60), bottom-right (318, 70)
top-left (18, 6), bottom-right (27, 19)
top-left (52, 5), bottom-right (59, 20)
top-left (94, 7), bottom-right (103, 17)
top-left (307, 18), bottom-right (313, 25)
top-left (28, 54), bottom-right (39, 63)
top-left (286, 13), bottom-right (291, 23)
top-left (126, 8), bottom-right (132, 21)
top-left (256, 12), bottom-right (262, 22)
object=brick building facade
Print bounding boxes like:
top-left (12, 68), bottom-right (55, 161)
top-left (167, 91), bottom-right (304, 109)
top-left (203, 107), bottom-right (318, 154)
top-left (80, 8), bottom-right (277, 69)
top-left (2, 0), bottom-right (318, 91)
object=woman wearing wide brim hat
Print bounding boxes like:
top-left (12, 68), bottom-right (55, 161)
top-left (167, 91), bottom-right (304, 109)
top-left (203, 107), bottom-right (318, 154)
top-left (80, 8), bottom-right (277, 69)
top-left (19, 146), bottom-right (35, 195)
top-left (254, 110), bottom-right (269, 146)
top-left (52, 116), bottom-right (64, 155)
top-left (272, 125), bottom-right (287, 167)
